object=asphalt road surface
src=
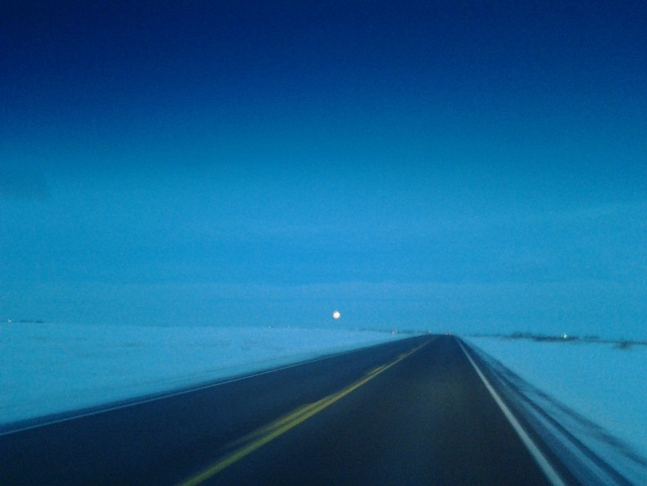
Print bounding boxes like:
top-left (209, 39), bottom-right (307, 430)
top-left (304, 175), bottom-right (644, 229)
top-left (1, 335), bottom-right (577, 485)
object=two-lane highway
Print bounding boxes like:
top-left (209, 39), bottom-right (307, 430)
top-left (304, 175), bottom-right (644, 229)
top-left (1, 335), bottom-right (573, 485)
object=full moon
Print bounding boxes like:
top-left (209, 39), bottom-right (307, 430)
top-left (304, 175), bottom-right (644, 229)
top-left (332, 311), bottom-right (341, 319)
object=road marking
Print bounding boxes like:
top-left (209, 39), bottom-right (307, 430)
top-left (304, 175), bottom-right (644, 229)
top-left (177, 339), bottom-right (432, 486)
top-left (456, 339), bottom-right (567, 486)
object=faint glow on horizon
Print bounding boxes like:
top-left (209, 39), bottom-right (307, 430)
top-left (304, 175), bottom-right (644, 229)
top-left (333, 311), bottom-right (341, 319)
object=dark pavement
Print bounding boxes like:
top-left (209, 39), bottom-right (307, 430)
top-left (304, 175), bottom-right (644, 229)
top-left (0, 335), bottom-right (566, 485)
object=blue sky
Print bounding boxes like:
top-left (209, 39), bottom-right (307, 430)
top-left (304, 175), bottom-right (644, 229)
top-left (1, 1), bottom-right (646, 337)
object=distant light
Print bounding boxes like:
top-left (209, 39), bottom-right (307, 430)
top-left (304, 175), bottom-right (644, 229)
top-left (563, 333), bottom-right (568, 339)
top-left (332, 311), bottom-right (341, 319)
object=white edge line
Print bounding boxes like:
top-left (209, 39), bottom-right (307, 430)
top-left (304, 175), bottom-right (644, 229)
top-left (0, 336), bottom-right (413, 437)
top-left (456, 338), bottom-right (568, 486)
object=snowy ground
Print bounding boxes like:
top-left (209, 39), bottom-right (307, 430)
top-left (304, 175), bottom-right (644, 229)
top-left (3, 323), bottom-right (645, 475)
top-left (0, 323), bottom-right (405, 430)
top-left (466, 336), bottom-right (647, 460)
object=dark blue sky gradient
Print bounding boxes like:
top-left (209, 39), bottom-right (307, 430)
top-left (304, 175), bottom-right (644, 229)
top-left (1, 1), bottom-right (646, 335)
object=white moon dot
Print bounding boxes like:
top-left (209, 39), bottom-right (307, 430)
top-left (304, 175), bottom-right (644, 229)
top-left (333, 311), bottom-right (341, 319)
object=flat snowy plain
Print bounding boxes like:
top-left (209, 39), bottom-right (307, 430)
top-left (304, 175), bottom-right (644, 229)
top-left (1, 323), bottom-right (404, 430)
top-left (2, 323), bottom-right (645, 471)
top-left (466, 336), bottom-right (647, 459)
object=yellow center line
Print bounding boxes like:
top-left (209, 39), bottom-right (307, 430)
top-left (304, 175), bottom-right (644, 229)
top-left (177, 338), bottom-right (434, 486)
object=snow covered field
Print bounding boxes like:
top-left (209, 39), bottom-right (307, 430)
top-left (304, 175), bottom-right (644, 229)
top-left (3, 323), bottom-right (645, 477)
top-left (0, 323), bottom-right (405, 430)
top-left (466, 336), bottom-right (647, 460)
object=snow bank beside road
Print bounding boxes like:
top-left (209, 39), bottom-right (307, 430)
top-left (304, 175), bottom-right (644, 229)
top-left (1, 323), bottom-right (405, 430)
top-left (465, 336), bottom-right (647, 483)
